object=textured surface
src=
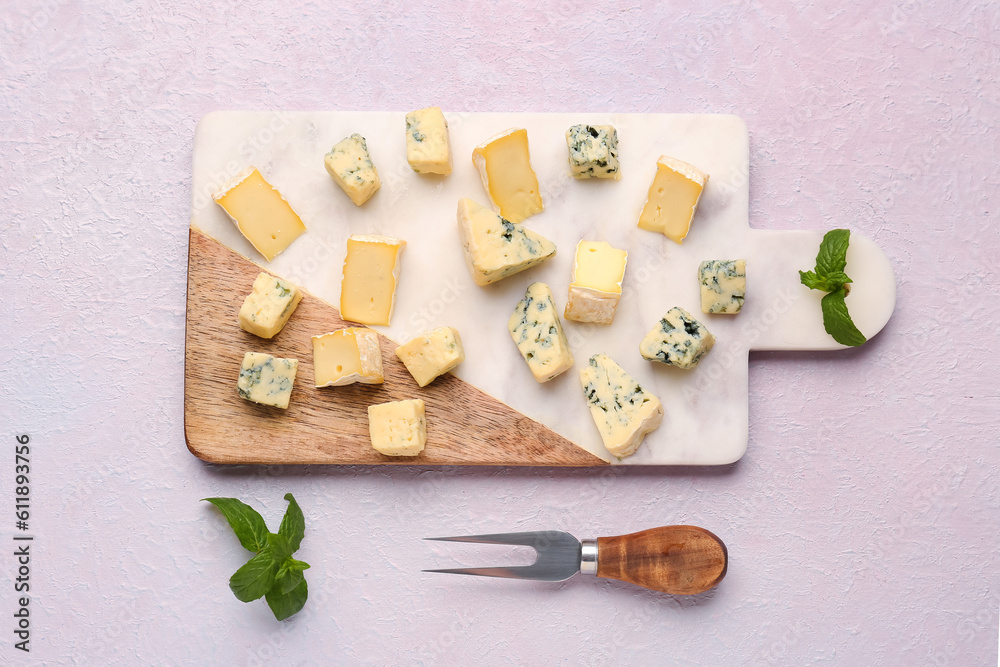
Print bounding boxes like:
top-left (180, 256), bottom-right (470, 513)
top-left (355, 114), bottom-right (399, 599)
top-left (1, 0), bottom-right (998, 663)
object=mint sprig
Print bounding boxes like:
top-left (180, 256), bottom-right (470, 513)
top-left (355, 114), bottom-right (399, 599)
top-left (204, 493), bottom-right (310, 620)
top-left (799, 229), bottom-right (867, 347)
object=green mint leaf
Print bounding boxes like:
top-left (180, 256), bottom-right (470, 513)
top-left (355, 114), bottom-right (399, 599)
top-left (816, 229), bottom-right (851, 276)
top-left (266, 532), bottom-right (294, 563)
top-left (801, 269), bottom-right (852, 293)
top-left (799, 270), bottom-right (824, 290)
top-left (229, 549), bottom-right (281, 602)
top-left (265, 576), bottom-right (308, 621)
top-left (203, 497), bottom-right (270, 553)
top-left (278, 493), bottom-right (305, 553)
top-left (821, 289), bottom-right (867, 347)
top-left (823, 270), bottom-right (852, 287)
top-left (274, 569), bottom-right (304, 596)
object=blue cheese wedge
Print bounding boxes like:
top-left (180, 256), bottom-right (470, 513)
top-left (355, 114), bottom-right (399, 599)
top-left (580, 354), bottom-right (663, 458)
top-left (324, 133), bottom-right (381, 206)
top-left (457, 198), bottom-right (556, 286)
top-left (699, 259), bottom-right (746, 314)
top-left (405, 107), bottom-right (452, 175)
top-left (368, 399), bottom-right (427, 457)
top-left (395, 326), bottom-right (465, 387)
top-left (238, 272), bottom-right (302, 339)
top-left (639, 307), bottom-right (715, 369)
top-left (236, 352), bottom-right (298, 409)
top-left (508, 282), bottom-right (574, 382)
top-left (566, 124), bottom-right (620, 179)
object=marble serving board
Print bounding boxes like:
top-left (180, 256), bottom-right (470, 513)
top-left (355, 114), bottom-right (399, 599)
top-left (187, 111), bottom-right (895, 465)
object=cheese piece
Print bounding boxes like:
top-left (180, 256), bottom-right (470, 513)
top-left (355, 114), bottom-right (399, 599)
top-left (324, 134), bottom-right (381, 206)
top-left (508, 282), bottom-right (574, 382)
top-left (471, 128), bottom-right (543, 223)
top-left (340, 235), bottom-right (405, 326)
top-left (213, 167), bottom-right (306, 261)
top-left (564, 240), bottom-right (627, 324)
top-left (639, 307), bottom-right (715, 369)
top-left (699, 259), bottom-right (746, 314)
top-left (580, 354), bottom-right (663, 459)
top-left (368, 399), bottom-right (427, 457)
top-left (236, 352), bottom-right (298, 409)
top-left (566, 124), bottom-right (620, 179)
top-left (457, 198), bottom-right (556, 286)
top-left (395, 326), bottom-right (465, 387)
top-left (405, 107), bottom-right (452, 175)
top-left (637, 156), bottom-right (709, 244)
top-left (312, 328), bottom-right (384, 387)
top-left (238, 272), bottom-right (302, 339)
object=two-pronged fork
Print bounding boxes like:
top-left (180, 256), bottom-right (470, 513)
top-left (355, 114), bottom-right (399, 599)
top-left (424, 526), bottom-right (727, 595)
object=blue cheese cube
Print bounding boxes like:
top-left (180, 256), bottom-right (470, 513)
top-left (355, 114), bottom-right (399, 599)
top-left (639, 307), bottom-right (715, 369)
top-left (699, 259), bottom-right (746, 314)
top-left (566, 124), bottom-right (620, 180)
top-left (238, 272), bottom-right (302, 339)
top-left (368, 399), bottom-right (427, 457)
top-left (237, 352), bottom-right (299, 409)
top-left (405, 107), bottom-right (452, 175)
top-left (324, 134), bottom-right (381, 206)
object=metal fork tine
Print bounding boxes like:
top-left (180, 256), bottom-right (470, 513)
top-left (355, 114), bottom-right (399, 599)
top-left (422, 567), bottom-right (541, 579)
top-left (424, 530), bottom-right (583, 582)
top-left (423, 532), bottom-right (545, 547)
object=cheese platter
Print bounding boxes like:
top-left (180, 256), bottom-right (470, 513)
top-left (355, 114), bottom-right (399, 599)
top-left (185, 111), bottom-right (895, 466)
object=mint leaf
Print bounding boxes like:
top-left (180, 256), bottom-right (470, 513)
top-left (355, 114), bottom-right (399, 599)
top-left (266, 532), bottom-right (294, 563)
top-left (265, 577), bottom-right (309, 621)
top-left (816, 229), bottom-right (851, 275)
top-left (800, 229), bottom-right (866, 347)
top-left (203, 497), bottom-right (269, 553)
top-left (275, 557), bottom-right (311, 584)
top-left (205, 494), bottom-right (311, 620)
top-left (273, 560), bottom-right (310, 595)
top-left (278, 493), bottom-right (305, 552)
top-left (229, 549), bottom-right (281, 602)
top-left (798, 270), bottom-right (824, 290)
top-left (821, 289), bottom-right (868, 347)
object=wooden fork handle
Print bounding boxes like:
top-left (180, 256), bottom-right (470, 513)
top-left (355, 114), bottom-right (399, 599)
top-left (596, 525), bottom-right (728, 595)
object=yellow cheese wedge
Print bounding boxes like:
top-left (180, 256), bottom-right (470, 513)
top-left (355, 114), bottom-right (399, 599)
top-left (472, 128), bottom-right (543, 223)
top-left (312, 328), bottom-right (384, 387)
top-left (637, 156), bottom-right (708, 244)
top-left (406, 107), bottom-right (452, 175)
top-left (395, 326), bottom-right (465, 387)
top-left (340, 235), bottom-right (405, 326)
top-left (564, 241), bottom-right (628, 325)
top-left (213, 167), bottom-right (306, 261)
top-left (238, 272), bottom-right (302, 339)
top-left (368, 399), bottom-right (427, 457)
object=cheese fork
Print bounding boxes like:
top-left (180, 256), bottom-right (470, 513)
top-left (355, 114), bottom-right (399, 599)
top-left (423, 525), bottom-right (727, 595)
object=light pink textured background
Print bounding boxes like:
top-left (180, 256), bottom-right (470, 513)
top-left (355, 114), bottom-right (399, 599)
top-left (1, 1), bottom-right (998, 664)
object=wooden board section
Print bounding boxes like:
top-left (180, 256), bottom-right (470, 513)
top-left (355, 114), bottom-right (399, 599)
top-left (184, 228), bottom-right (608, 466)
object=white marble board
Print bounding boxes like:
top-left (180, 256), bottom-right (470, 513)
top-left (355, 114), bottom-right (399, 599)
top-left (189, 111), bottom-right (895, 465)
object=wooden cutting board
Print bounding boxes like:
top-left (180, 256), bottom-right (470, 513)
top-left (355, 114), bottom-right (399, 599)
top-left (185, 227), bottom-right (606, 466)
top-left (185, 111), bottom-right (896, 466)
